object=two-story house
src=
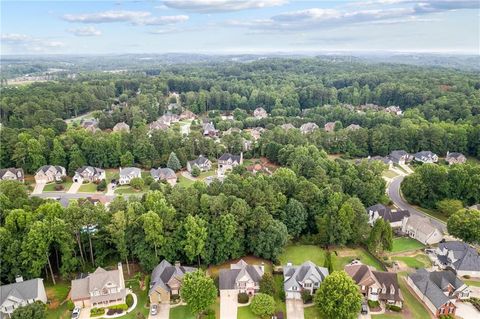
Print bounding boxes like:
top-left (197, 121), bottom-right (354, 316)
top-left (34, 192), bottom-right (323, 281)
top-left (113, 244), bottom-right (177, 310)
top-left (187, 155), bottom-right (212, 173)
top-left (73, 166), bottom-right (105, 183)
top-left (118, 167), bottom-right (141, 185)
top-left (413, 151), bottom-right (439, 164)
top-left (71, 263), bottom-right (126, 308)
top-left (434, 241), bottom-right (480, 277)
top-left (149, 260), bottom-right (196, 304)
top-left (253, 107), bottom-right (268, 119)
top-left (0, 168), bottom-right (24, 183)
top-left (34, 165), bottom-right (66, 183)
top-left (218, 153), bottom-right (243, 176)
top-left (445, 152), bottom-right (467, 165)
top-left (407, 269), bottom-right (470, 318)
top-left (388, 150), bottom-right (411, 165)
top-left (345, 264), bottom-right (403, 308)
top-left (0, 277), bottom-right (47, 319)
top-left (283, 261), bottom-right (329, 299)
top-left (219, 260), bottom-right (264, 296)
top-left (401, 215), bottom-right (443, 245)
top-left (150, 167), bottom-right (177, 187)
top-left (366, 204), bottom-right (410, 228)
top-left (203, 122), bottom-right (218, 137)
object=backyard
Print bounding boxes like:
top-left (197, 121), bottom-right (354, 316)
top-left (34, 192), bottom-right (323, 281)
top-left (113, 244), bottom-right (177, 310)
top-left (45, 280), bottom-right (70, 319)
top-left (391, 237), bottom-right (425, 253)
top-left (391, 254), bottom-right (431, 269)
top-left (278, 245), bottom-right (326, 267)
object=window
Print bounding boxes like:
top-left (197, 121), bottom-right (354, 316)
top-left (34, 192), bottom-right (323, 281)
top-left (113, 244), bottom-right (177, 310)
top-left (304, 283), bottom-right (312, 288)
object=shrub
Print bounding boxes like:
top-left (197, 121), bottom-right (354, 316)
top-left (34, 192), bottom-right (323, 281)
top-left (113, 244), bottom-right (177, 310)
top-left (130, 177), bottom-right (144, 190)
top-left (238, 293), bottom-right (249, 304)
top-left (96, 180), bottom-right (107, 191)
top-left (278, 290), bottom-right (286, 302)
top-left (108, 304), bottom-right (128, 311)
top-left (386, 304), bottom-right (402, 312)
top-left (126, 294), bottom-right (134, 308)
top-left (301, 290), bottom-right (313, 304)
top-left (171, 294), bottom-right (181, 303)
top-left (144, 175), bottom-right (154, 186)
top-left (463, 275), bottom-right (471, 279)
top-left (469, 297), bottom-right (480, 311)
top-left (250, 293), bottom-right (275, 318)
top-left (259, 273), bottom-right (276, 296)
top-left (55, 184), bottom-right (64, 191)
top-left (90, 308), bottom-right (105, 317)
top-left (203, 308), bottom-right (215, 319)
top-left (66, 300), bottom-right (75, 311)
top-left (368, 300), bottom-right (380, 308)
top-left (439, 315), bottom-right (455, 319)
top-left (149, 181), bottom-right (161, 190)
top-left (191, 166), bottom-right (201, 177)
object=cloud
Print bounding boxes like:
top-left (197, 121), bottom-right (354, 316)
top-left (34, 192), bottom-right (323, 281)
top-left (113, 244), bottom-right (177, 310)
top-left (67, 26), bottom-right (102, 36)
top-left (62, 10), bottom-right (188, 25)
top-left (1, 33), bottom-right (65, 52)
top-left (163, 0), bottom-right (287, 13)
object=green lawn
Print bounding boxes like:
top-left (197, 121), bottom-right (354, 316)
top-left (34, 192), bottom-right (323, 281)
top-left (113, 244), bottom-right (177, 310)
top-left (44, 181), bottom-right (73, 192)
top-left (391, 237), bottom-right (425, 253)
top-left (78, 182), bottom-right (98, 193)
top-left (397, 274), bottom-right (431, 319)
top-left (413, 205), bottom-right (448, 223)
top-left (304, 306), bottom-right (324, 319)
top-left (279, 245), bottom-right (326, 266)
top-left (177, 175), bottom-right (196, 187)
top-left (331, 248), bottom-right (384, 271)
top-left (170, 299), bottom-right (220, 319)
top-left (45, 281), bottom-right (71, 319)
top-left (198, 170), bottom-right (216, 179)
top-left (392, 255), bottom-right (431, 269)
top-left (115, 186), bottom-right (142, 194)
top-left (383, 170), bottom-right (399, 179)
top-left (105, 169), bottom-right (119, 183)
top-left (372, 313), bottom-right (404, 319)
top-left (122, 276), bottom-right (149, 319)
top-left (464, 279), bottom-right (480, 287)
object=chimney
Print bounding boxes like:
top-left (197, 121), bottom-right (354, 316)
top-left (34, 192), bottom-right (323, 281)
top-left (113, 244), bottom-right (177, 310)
top-left (260, 262), bottom-right (265, 273)
top-left (117, 263), bottom-right (125, 289)
top-left (240, 152), bottom-right (243, 164)
top-left (286, 262), bottom-right (292, 267)
top-left (15, 275), bottom-right (23, 283)
top-left (175, 261), bottom-right (181, 268)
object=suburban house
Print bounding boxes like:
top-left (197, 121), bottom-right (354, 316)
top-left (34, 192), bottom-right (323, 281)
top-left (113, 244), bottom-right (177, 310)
top-left (71, 263), bottom-right (126, 308)
top-left (82, 119), bottom-right (98, 132)
top-left (385, 106), bottom-right (403, 115)
top-left (180, 110), bottom-right (196, 120)
top-left (150, 167), bottom-right (177, 187)
top-left (73, 166), bottom-right (105, 183)
top-left (148, 120), bottom-right (169, 132)
top-left (362, 156), bottom-right (393, 169)
top-left (253, 107), bottom-right (268, 119)
top-left (118, 167), bottom-right (141, 185)
top-left (366, 204), bottom-right (410, 228)
top-left (345, 264), bottom-right (403, 308)
top-left (283, 261), bottom-right (329, 299)
top-left (203, 122), bottom-right (218, 137)
top-left (388, 150), bottom-right (411, 165)
top-left (323, 122), bottom-right (336, 132)
top-left (158, 114), bottom-right (180, 126)
top-left (112, 122), bottom-right (130, 133)
top-left (218, 153), bottom-right (243, 175)
top-left (407, 269), bottom-right (470, 317)
top-left (0, 168), bottom-right (24, 182)
top-left (219, 260), bottom-right (264, 296)
top-left (434, 241), bottom-right (480, 277)
top-left (187, 155), bottom-right (212, 173)
top-left (280, 123), bottom-right (295, 130)
top-left (249, 127), bottom-right (265, 141)
top-left (401, 215), bottom-right (443, 245)
top-left (300, 122), bottom-right (319, 134)
top-left (0, 277), bottom-right (47, 319)
top-left (149, 260), bottom-right (196, 304)
top-left (346, 124), bottom-right (361, 130)
top-left (34, 165), bottom-right (66, 183)
top-left (413, 151), bottom-right (439, 164)
top-left (445, 152), bottom-right (466, 165)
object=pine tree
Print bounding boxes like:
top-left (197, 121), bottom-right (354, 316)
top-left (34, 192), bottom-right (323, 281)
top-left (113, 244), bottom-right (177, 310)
top-left (167, 152), bottom-right (182, 171)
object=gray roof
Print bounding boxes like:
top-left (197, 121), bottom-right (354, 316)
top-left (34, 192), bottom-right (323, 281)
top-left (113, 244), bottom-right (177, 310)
top-left (219, 260), bottom-right (264, 290)
top-left (36, 165), bottom-right (65, 175)
top-left (283, 261), bottom-right (328, 291)
top-left (75, 166), bottom-right (104, 177)
top-left (219, 153), bottom-right (241, 163)
top-left (149, 260), bottom-right (196, 296)
top-left (119, 167), bottom-right (141, 177)
top-left (408, 269), bottom-right (464, 309)
top-left (438, 241), bottom-right (480, 271)
top-left (446, 152), bottom-right (465, 159)
top-left (389, 150), bottom-right (409, 161)
top-left (0, 168), bottom-right (24, 180)
top-left (188, 155), bottom-right (210, 167)
top-left (150, 168), bottom-right (176, 180)
top-left (0, 279), bottom-right (45, 306)
top-left (71, 266), bottom-right (123, 301)
top-left (367, 204), bottom-right (410, 223)
top-left (414, 151), bottom-right (437, 158)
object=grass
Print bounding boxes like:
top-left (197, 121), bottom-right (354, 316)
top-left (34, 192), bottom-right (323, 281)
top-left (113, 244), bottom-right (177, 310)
top-left (331, 247), bottom-right (384, 271)
top-left (278, 244), bottom-right (326, 266)
top-left (115, 186), bottom-right (142, 194)
top-left (391, 237), bottom-right (425, 253)
top-left (304, 306), bottom-right (324, 319)
top-left (383, 170), bottom-right (399, 179)
top-left (105, 169), bottom-right (119, 183)
top-left (237, 306), bottom-right (257, 319)
top-left (392, 255), bottom-right (431, 269)
top-left (177, 175), bottom-right (196, 187)
top-left (45, 281), bottom-right (71, 319)
top-left (122, 276), bottom-right (149, 319)
top-left (170, 299), bottom-right (219, 319)
top-left (78, 182), bottom-right (98, 193)
top-left (397, 273), bottom-right (432, 319)
top-left (43, 181), bottom-right (73, 192)
top-left (372, 314), bottom-right (404, 319)
top-left (464, 279), bottom-right (480, 287)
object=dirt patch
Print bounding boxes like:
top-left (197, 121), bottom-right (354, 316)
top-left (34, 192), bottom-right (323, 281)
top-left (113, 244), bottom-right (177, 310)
top-left (336, 249), bottom-right (357, 257)
top-left (439, 84), bottom-right (452, 92)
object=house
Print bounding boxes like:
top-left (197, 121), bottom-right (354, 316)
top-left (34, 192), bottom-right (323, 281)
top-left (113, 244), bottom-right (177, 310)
top-left (363, 156), bottom-right (393, 169)
top-left (71, 263), bottom-right (126, 308)
top-left (385, 106), bottom-right (403, 115)
top-left (0, 168), bottom-right (24, 182)
top-left (249, 127), bottom-right (265, 141)
top-left (445, 152), bottom-right (466, 165)
top-left (219, 260), bottom-right (264, 296)
top-left (388, 150), bottom-right (411, 165)
top-left (34, 165), bottom-right (66, 183)
top-left (346, 124), bottom-right (361, 131)
top-left (218, 153), bottom-right (243, 176)
top-left (149, 120), bottom-right (169, 132)
top-left (113, 122), bottom-right (130, 133)
top-left (253, 107), bottom-right (268, 119)
top-left (401, 215), bottom-right (443, 245)
top-left (246, 163), bottom-right (271, 175)
top-left (73, 166), bottom-right (105, 183)
top-left (345, 264), bottom-right (403, 308)
top-left (407, 269), bottom-right (470, 317)
top-left (82, 119), bottom-right (98, 132)
top-left (0, 277), bottom-right (47, 319)
top-left (300, 122), bottom-right (319, 134)
top-left (434, 241), bottom-right (480, 277)
top-left (203, 122), bottom-right (218, 137)
top-left (149, 260), bottom-right (196, 304)
top-left (469, 204), bottom-right (480, 210)
top-left (413, 151), bottom-right (438, 164)
top-left (118, 167), bottom-right (141, 185)
top-left (366, 204), bottom-right (410, 228)
top-left (180, 110), bottom-right (196, 120)
top-left (283, 261), bottom-right (328, 299)
top-left (280, 123), bottom-right (295, 130)
top-left (323, 122), bottom-right (336, 132)
top-left (150, 168), bottom-right (177, 187)
top-left (166, 103), bottom-right (179, 111)
top-left (187, 155), bottom-right (212, 173)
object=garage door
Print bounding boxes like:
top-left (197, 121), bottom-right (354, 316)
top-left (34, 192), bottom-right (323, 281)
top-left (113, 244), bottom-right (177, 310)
top-left (286, 292), bottom-right (301, 299)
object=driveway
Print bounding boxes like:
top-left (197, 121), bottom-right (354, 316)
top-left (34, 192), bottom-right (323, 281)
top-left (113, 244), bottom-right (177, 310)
top-left (79, 307), bottom-right (90, 319)
top-left (456, 302), bottom-right (479, 319)
top-left (67, 181), bottom-right (82, 194)
top-left (220, 290), bottom-right (238, 319)
top-left (148, 303), bottom-right (170, 319)
top-left (106, 183), bottom-right (115, 196)
top-left (286, 299), bottom-right (304, 319)
top-left (32, 182), bottom-right (46, 194)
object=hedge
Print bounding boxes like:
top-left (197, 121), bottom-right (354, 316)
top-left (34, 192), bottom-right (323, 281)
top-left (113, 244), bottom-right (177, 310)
top-left (90, 308), bottom-right (105, 317)
top-left (238, 293), bottom-right (249, 304)
top-left (126, 294), bottom-right (134, 308)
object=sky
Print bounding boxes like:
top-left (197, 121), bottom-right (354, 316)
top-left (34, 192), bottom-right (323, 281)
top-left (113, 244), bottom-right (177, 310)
top-left (1, 0), bottom-right (479, 55)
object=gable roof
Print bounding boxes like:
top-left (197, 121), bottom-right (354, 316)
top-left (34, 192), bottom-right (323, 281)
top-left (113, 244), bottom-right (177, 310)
top-left (149, 260), bottom-right (196, 296)
top-left (150, 168), bottom-right (176, 180)
top-left (414, 151), bottom-right (437, 159)
top-left (0, 168), bottom-right (24, 180)
top-left (75, 166), bottom-right (104, 177)
top-left (218, 153), bottom-right (241, 163)
top-left (446, 152), bottom-right (465, 160)
top-left (367, 204), bottom-right (410, 223)
top-left (35, 165), bottom-right (65, 175)
top-left (404, 215), bottom-right (441, 236)
top-left (283, 261), bottom-right (328, 291)
top-left (188, 155), bottom-right (210, 167)
top-left (119, 167), bottom-right (141, 177)
top-left (0, 279), bottom-right (45, 307)
top-left (300, 122), bottom-right (319, 132)
top-left (438, 241), bottom-right (480, 271)
top-left (389, 150), bottom-right (409, 161)
top-left (219, 259), bottom-right (264, 290)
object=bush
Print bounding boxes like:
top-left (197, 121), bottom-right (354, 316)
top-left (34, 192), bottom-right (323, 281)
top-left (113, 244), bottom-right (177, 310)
top-left (126, 294), bottom-right (134, 308)
top-left (238, 293), bottom-right (249, 304)
top-left (386, 304), bottom-right (402, 312)
top-left (469, 297), bottom-right (480, 311)
top-left (96, 180), bottom-right (107, 191)
top-left (171, 294), bottom-right (180, 303)
top-left (191, 166), bottom-right (201, 177)
top-left (203, 308), bottom-right (215, 319)
top-left (439, 315), bottom-right (455, 319)
top-left (259, 272), bottom-right (276, 296)
top-left (301, 290), bottom-right (313, 304)
top-left (130, 177), bottom-right (144, 190)
top-left (250, 293), bottom-right (275, 318)
top-left (368, 300), bottom-right (380, 309)
top-left (54, 184), bottom-right (64, 191)
top-left (90, 308), bottom-right (105, 317)
top-left (66, 300), bottom-right (75, 311)
top-left (108, 304), bottom-right (128, 311)
top-left (149, 181), bottom-right (161, 190)
top-left (144, 175), bottom-right (154, 186)
top-left (278, 290), bottom-right (286, 302)
top-left (463, 275), bottom-right (471, 279)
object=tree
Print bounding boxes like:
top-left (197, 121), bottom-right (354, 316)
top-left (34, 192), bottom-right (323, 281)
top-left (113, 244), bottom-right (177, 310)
top-left (130, 177), bottom-right (144, 190)
top-left (180, 270), bottom-right (217, 319)
top-left (367, 219), bottom-right (393, 254)
top-left (436, 199), bottom-right (464, 217)
top-left (259, 272), bottom-right (276, 296)
top-left (167, 152), bottom-right (182, 171)
top-left (183, 215), bottom-right (208, 266)
top-left (106, 211), bottom-right (130, 274)
top-left (49, 138), bottom-right (66, 168)
top-left (281, 198), bottom-right (307, 238)
top-left (11, 301), bottom-right (46, 319)
top-left (447, 209), bottom-right (480, 244)
top-left (140, 211), bottom-right (164, 259)
top-left (191, 166), bottom-right (201, 177)
top-left (250, 293), bottom-right (275, 318)
top-left (120, 151), bottom-right (134, 167)
top-left (314, 271), bottom-right (362, 319)
top-left (68, 144), bottom-right (86, 175)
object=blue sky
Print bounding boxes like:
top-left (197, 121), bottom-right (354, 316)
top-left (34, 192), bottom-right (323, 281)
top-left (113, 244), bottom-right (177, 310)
top-left (1, 0), bottom-right (479, 55)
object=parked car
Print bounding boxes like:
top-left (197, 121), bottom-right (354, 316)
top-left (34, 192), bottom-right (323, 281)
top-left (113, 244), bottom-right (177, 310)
top-left (71, 307), bottom-right (80, 319)
top-left (361, 302), bottom-right (368, 315)
top-left (150, 304), bottom-right (158, 316)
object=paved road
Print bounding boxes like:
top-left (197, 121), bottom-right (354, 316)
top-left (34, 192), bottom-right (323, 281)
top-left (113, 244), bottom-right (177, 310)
top-left (387, 176), bottom-right (446, 232)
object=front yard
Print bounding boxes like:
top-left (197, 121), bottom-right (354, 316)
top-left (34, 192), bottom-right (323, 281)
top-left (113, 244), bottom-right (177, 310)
top-left (391, 237), bottom-right (425, 253)
top-left (43, 180), bottom-right (73, 192)
top-left (78, 182), bottom-right (99, 193)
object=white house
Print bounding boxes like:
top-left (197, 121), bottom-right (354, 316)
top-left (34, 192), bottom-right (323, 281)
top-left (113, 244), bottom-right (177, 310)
top-left (283, 261), bottom-right (328, 299)
top-left (187, 155), bottom-right (212, 173)
top-left (219, 260), bottom-right (264, 296)
top-left (118, 167), bottom-right (141, 185)
top-left (401, 215), bottom-right (443, 245)
top-left (34, 165), bottom-right (66, 183)
top-left (218, 153), bottom-right (243, 176)
top-left (413, 151), bottom-right (438, 164)
top-left (366, 204), bottom-right (410, 228)
top-left (73, 166), bottom-right (105, 183)
top-left (0, 277), bottom-right (47, 319)
top-left (0, 168), bottom-right (24, 182)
